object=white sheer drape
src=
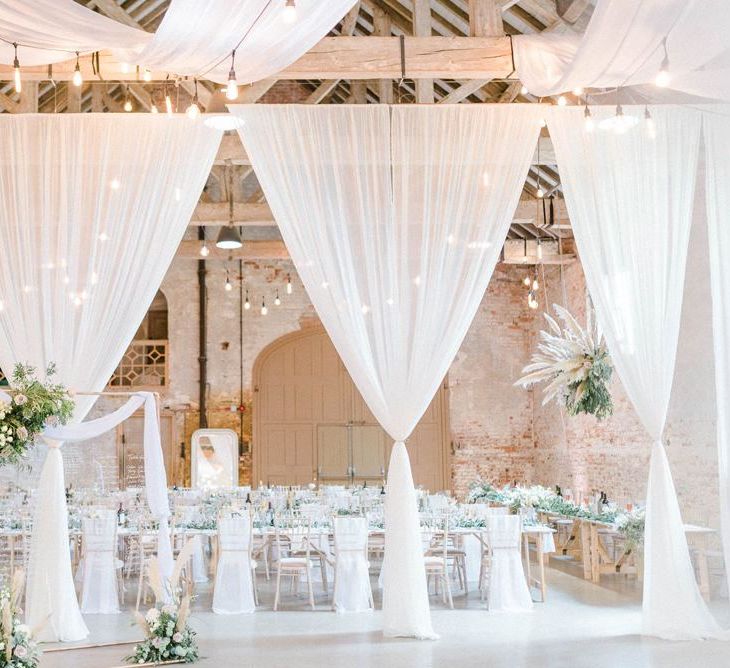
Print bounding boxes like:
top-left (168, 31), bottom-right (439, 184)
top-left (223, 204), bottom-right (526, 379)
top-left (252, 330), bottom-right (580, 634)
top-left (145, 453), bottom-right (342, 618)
top-left (0, 0), bottom-right (356, 85)
top-left (514, 0), bottom-right (730, 101)
top-left (547, 105), bottom-right (723, 640)
top-left (703, 106), bottom-right (730, 598)
top-left (0, 0), bottom-right (148, 66)
top-left (231, 104), bottom-right (542, 638)
top-left (0, 115), bottom-right (220, 641)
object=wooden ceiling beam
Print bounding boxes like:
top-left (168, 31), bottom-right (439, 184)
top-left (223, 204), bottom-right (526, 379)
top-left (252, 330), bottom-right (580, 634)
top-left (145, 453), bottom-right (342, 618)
top-left (0, 37), bottom-right (513, 82)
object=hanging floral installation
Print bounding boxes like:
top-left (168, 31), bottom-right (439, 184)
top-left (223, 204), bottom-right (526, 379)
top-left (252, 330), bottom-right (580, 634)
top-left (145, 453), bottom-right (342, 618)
top-left (516, 304), bottom-right (614, 419)
top-left (0, 364), bottom-right (75, 467)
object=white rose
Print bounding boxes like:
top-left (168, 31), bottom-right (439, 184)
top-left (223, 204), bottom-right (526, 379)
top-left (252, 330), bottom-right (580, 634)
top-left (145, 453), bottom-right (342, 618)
top-left (145, 608), bottom-right (160, 623)
top-left (13, 394), bottom-right (27, 406)
top-left (172, 632), bottom-right (183, 643)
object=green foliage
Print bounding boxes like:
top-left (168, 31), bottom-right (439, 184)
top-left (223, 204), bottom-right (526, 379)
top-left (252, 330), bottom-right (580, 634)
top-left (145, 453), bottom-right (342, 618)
top-left (565, 348), bottom-right (614, 420)
top-left (127, 607), bottom-right (199, 665)
top-left (0, 363), bottom-right (75, 467)
top-left (0, 589), bottom-right (41, 668)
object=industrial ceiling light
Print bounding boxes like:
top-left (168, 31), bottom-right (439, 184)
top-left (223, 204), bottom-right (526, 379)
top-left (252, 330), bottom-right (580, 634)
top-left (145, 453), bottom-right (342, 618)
top-left (216, 169), bottom-right (243, 250)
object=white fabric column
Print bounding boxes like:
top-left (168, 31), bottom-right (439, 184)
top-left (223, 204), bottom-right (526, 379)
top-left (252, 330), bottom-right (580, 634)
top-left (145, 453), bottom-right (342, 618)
top-left (231, 104), bottom-right (542, 638)
top-left (0, 115), bottom-right (221, 641)
top-left (703, 106), bottom-right (730, 599)
top-left (547, 105), bottom-right (722, 639)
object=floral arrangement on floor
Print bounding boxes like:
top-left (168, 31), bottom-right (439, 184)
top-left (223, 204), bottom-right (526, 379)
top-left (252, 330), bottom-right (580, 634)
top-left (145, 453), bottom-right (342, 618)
top-left (516, 304), bottom-right (614, 420)
top-left (0, 571), bottom-right (41, 668)
top-left (127, 542), bottom-right (199, 665)
top-left (467, 480), bottom-right (642, 544)
top-left (0, 363), bottom-right (74, 466)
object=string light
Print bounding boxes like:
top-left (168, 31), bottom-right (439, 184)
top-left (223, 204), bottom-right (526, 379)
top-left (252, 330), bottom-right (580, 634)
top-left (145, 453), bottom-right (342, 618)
top-left (98, 232), bottom-right (109, 242)
top-left (226, 50), bottom-right (239, 100)
top-left (286, 274), bottom-right (292, 294)
top-left (261, 297), bottom-right (268, 315)
top-left (523, 275), bottom-right (531, 287)
top-left (274, 290), bottom-right (281, 306)
top-left (225, 273), bottom-right (233, 292)
top-left (186, 79), bottom-right (201, 119)
top-left (150, 103), bottom-right (159, 114)
top-left (532, 275), bottom-right (539, 291)
top-left (528, 292), bottom-right (539, 310)
top-left (72, 51), bottom-right (83, 87)
top-left (12, 43), bottom-right (21, 94)
top-left (655, 38), bottom-right (670, 87)
top-left (572, 86), bottom-right (584, 96)
top-left (538, 118), bottom-right (547, 128)
top-left (557, 95), bottom-right (567, 106)
top-left (536, 238), bottom-right (543, 261)
top-left (536, 186), bottom-right (544, 198)
top-left (283, 0), bottom-right (297, 23)
top-left (644, 106), bottom-right (656, 139)
top-left (584, 103), bottom-right (594, 132)
top-left (244, 289), bottom-right (251, 310)
top-left (199, 240), bottom-right (210, 257)
top-left (123, 87), bottom-right (132, 112)
top-left (143, 68), bottom-right (152, 82)
top-left (520, 84), bottom-right (529, 96)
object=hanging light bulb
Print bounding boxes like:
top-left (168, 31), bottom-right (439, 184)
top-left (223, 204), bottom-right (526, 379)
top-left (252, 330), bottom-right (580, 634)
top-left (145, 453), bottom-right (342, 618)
top-left (536, 186), bottom-right (544, 199)
top-left (645, 106), bottom-right (656, 139)
top-left (123, 88), bottom-right (132, 112)
top-left (520, 84), bottom-right (528, 96)
top-left (532, 277), bottom-right (539, 291)
top-left (286, 275), bottom-right (293, 294)
top-left (165, 88), bottom-right (173, 115)
top-left (226, 50), bottom-right (239, 100)
top-left (150, 103), bottom-right (159, 114)
top-left (143, 68), bottom-right (152, 82)
top-left (186, 79), bottom-right (201, 119)
top-left (536, 238), bottom-right (543, 261)
top-left (584, 104), bottom-right (594, 132)
top-left (528, 293), bottom-right (539, 310)
top-left (261, 297), bottom-right (268, 316)
top-left (655, 39), bottom-right (670, 87)
top-left (12, 43), bottom-right (21, 94)
top-left (523, 275), bottom-right (531, 287)
top-left (274, 290), bottom-right (281, 306)
top-left (225, 274), bottom-right (233, 292)
top-left (572, 86), bottom-right (584, 96)
top-left (199, 241), bottom-right (210, 257)
top-left (72, 51), bottom-right (83, 87)
top-left (283, 0), bottom-right (297, 23)
top-left (557, 95), bottom-right (567, 106)
top-left (244, 289), bottom-right (251, 310)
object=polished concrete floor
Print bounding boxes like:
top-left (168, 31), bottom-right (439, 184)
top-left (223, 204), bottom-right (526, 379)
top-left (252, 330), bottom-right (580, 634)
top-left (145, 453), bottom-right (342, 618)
top-left (41, 563), bottom-right (730, 668)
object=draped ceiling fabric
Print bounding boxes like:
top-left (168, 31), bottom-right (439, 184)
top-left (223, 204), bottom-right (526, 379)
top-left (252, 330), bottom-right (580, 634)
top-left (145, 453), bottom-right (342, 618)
top-left (546, 105), bottom-right (723, 640)
top-left (0, 0), bottom-right (148, 66)
top-left (514, 0), bottom-right (730, 101)
top-left (0, 0), bottom-right (357, 84)
top-left (231, 104), bottom-right (543, 638)
top-left (0, 115), bottom-right (222, 641)
top-left (703, 106), bottom-right (730, 604)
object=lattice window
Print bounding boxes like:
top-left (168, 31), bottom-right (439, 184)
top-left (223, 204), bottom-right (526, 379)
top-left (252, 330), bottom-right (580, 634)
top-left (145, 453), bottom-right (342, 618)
top-left (108, 340), bottom-right (168, 389)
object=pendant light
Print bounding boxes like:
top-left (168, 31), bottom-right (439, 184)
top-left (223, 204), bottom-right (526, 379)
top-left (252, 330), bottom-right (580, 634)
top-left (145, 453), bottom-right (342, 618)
top-left (12, 43), bottom-right (21, 93)
top-left (216, 169), bottom-right (243, 250)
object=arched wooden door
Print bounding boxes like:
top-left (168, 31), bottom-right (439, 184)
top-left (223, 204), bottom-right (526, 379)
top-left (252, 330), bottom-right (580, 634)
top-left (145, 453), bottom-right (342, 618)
top-left (252, 327), bottom-right (449, 490)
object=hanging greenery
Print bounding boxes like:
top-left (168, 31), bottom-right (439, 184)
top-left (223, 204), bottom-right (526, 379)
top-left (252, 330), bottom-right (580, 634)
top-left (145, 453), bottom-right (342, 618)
top-left (0, 363), bottom-right (75, 467)
top-left (516, 304), bottom-right (614, 420)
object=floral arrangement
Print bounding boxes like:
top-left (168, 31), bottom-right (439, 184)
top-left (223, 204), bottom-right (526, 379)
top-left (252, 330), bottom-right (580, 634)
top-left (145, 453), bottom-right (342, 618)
top-left (0, 571), bottom-right (41, 668)
top-left (127, 541), bottom-right (200, 665)
top-left (613, 507), bottom-right (645, 549)
top-left (467, 480), bottom-right (641, 543)
top-left (516, 304), bottom-right (614, 420)
top-left (0, 363), bottom-right (74, 466)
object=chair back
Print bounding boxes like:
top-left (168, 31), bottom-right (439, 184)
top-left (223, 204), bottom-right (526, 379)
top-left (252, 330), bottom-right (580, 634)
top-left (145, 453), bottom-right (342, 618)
top-left (333, 516), bottom-right (368, 556)
top-left (82, 512), bottom-right (117, 554)
top-left (274, 513), bottom-right (311, 557)
top-left (218, 513), bottom-right (252, 553)
top-left (487, 514), bottom-right (521, 550)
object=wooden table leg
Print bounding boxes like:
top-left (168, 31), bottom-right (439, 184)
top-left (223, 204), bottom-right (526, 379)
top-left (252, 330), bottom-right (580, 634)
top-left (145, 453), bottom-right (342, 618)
top-left (523, 532), bottom-right (532, 593)
top-left (537, 534), bottom-right (547, 602)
